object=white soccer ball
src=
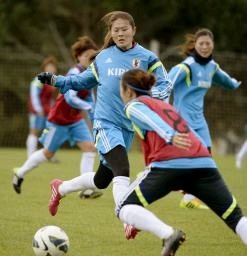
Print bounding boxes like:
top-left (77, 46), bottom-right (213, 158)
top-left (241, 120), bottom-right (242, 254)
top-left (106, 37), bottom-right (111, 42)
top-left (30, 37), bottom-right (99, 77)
top-left (32, 225), bottom-right (69, 256)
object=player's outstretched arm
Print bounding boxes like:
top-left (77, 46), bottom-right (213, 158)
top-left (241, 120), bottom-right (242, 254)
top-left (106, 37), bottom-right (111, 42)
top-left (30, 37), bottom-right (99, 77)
top-left (38, 67), bottom-right (98, 94)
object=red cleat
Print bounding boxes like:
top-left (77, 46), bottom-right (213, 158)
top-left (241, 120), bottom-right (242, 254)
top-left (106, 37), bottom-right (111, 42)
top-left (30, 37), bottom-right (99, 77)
top-left (124, 223), bottom-right (140, 240)
top-left (48, 179), bottom-right (63, 216)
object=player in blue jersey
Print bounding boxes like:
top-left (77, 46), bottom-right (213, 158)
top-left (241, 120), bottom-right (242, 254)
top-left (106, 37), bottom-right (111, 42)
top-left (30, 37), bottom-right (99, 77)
top-left (117, 69), bottom-right (247, 255)
top-left (168, 28), bottom-right (242, 209)
top-left (12, 36), bottom-right (101, 199)
top-left (37, 11), bottom-right (173, 219)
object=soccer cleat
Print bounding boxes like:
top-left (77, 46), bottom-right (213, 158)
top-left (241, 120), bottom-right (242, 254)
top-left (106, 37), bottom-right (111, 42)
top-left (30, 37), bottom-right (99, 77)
top-left (179, 198), bottom-right (209, 210)
top-left (124, 223), bottom-right (140, 240)
top-left (12, 168), bottom-right (24, 194)
top-left (161, 229), bottom-right (186, 256)
top-left (48, 179), bottom-right (63, 216)
top-left (78, 189), bottom-right (103, 199)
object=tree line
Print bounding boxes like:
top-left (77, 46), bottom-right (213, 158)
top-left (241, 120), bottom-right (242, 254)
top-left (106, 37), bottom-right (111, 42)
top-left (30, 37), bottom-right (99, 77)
top-left (1, 0), bottom-right (246, 62)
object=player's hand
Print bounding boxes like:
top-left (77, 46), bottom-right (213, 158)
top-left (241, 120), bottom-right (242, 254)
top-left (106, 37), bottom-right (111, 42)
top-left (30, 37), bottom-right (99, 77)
top-left (172, 133), bottom-right (192, 150)
top-left (151, 82), bottom-right (173, 100)
top-left (37, 72), bottom-right (56, 85)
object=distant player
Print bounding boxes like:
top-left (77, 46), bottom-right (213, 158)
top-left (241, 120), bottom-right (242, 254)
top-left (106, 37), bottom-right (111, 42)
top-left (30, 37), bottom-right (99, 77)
top-left (26, 56), bottom-right (57, 157)
top-left (168, 28), bottom-right (241, 209)
top-left (236, 124), bottom-right (247, 169)
top-left (12, 36), bottom-right (101, 199)
top-left (117, 69), bottom-right (247, 255)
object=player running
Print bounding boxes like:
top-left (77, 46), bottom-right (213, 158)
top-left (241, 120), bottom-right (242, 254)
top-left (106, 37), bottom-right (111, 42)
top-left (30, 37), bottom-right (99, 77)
top-left (168, 28), bottom-right (242, 209)
top-left (117, 69), bottom-right (247, 255)
top-left (38, 11), bottom-right (173, 215)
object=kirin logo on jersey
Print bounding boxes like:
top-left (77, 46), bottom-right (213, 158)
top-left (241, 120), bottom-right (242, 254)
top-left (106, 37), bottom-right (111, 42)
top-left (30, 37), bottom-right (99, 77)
top-left (132, 59), bottom-right (140, 68)
top-left (107, 68), bottom-right (128, 76)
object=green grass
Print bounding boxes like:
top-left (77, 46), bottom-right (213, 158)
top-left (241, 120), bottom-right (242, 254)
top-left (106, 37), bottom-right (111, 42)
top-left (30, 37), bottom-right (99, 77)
top-left (0, 148), bottom-right (247, 256)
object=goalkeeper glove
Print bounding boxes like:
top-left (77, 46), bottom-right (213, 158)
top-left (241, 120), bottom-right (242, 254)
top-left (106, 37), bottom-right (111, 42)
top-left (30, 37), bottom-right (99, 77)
top-left (37, 72), bottom-right (57, 85)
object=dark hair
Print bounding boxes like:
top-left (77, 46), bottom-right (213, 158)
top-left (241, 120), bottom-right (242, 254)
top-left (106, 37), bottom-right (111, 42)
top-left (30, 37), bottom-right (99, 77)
top-left (71, 36), bottom-right (98, 62)
top-left (41, 56), bottom-right (57, 70)
top-left (179, 28), bottom-right (214, 56)
top-left (101, 11), bottom-right (135, 50)
top-left (122, 69), bottom-right (156, 96)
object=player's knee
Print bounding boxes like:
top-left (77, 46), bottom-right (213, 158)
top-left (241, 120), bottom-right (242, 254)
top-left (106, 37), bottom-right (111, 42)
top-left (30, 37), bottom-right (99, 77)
top-left (94, 176), bottom-right (112, 189)
top-left (93, 163), bottom-right (114, 189)
top-left (103, 145), bottom-right (130, 177)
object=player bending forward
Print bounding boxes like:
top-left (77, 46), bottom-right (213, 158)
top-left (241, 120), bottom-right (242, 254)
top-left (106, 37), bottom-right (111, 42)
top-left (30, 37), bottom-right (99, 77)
top-left (116, 69), bottom-right (247, 255)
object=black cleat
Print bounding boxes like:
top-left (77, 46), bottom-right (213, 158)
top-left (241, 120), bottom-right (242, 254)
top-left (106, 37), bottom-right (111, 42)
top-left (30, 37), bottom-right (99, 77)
top-left (161, 229), bottom-right (186, 256)
top-left (12, 171), bottom-right (24, 194)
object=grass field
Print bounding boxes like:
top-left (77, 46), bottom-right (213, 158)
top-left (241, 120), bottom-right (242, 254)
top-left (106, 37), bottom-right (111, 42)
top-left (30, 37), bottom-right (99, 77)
top-left (0, 147), bottom-right (247, 256)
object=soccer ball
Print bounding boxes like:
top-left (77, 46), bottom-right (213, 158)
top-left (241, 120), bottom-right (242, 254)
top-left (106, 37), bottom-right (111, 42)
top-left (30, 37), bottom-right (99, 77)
top-left (32, 225), bottom-right (69, 256)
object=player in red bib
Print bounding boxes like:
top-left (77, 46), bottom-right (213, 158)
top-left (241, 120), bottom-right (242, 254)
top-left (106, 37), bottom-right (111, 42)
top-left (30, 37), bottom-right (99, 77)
top-left (117, 69), bottom-right (247, 255)
top-left (13, 36), bottom-right (102, 199)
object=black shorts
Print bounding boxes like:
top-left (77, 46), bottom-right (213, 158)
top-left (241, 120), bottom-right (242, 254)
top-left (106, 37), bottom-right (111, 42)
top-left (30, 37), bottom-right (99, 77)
top-left (118, 167), bottom-right (243, 231)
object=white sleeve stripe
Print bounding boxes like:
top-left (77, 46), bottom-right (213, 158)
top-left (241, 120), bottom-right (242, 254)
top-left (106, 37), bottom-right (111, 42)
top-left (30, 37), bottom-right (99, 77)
top-left (129, 106), bottom-right (173, 142)
top-left (99, 129), bottom-right (111, 152)
top-left (171, 66), bottom-right (183, 85)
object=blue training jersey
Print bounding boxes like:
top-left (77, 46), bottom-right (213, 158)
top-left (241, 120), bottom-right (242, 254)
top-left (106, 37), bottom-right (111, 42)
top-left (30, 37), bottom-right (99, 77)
top-left (64, 65), bottom-right (95, 121)
top-left (169, 56), bottom-right (240, 130)
top-left (55, 43), bottom-right (172, 131)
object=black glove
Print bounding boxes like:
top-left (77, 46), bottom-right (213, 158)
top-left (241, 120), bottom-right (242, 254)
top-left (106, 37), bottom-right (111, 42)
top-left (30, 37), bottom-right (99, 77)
top-left (37, 72), bottom-right (56, 85)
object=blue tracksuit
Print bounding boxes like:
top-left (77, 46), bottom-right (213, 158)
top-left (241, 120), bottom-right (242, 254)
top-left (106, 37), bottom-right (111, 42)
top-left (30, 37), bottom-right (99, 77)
top-left (54, 43), bottom-right (172, 158)
top-left (169, 56), bottom-right (240, 147)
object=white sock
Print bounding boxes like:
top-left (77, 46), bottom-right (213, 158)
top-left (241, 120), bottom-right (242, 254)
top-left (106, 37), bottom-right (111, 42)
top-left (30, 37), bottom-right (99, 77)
top-left (236, 216), bottom-right (247, 245)
top-left (26, 134), bottom-right (38, 157)
top-left (80, 152), bottom-right (96, 175)
top-left (119, 204), bottom-right (173, 240)
top-left (183, 193), bottom-right (196, 202)
top-left (236, 141), bottom-right (247, 162)
top-left (17, 149), bottom-right (47, 178)
top-left (112, 176), bottom-right (130, 205)
top-left (59, 172), bottom-right (96, 196)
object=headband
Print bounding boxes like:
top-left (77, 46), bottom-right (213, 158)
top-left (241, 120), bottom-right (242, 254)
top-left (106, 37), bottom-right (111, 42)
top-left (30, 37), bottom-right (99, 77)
top-left (126, 83), bottom-right (151, 95)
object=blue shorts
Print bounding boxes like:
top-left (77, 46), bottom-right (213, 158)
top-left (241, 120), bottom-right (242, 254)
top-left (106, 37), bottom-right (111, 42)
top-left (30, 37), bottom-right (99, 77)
top-left (29, 114), bottom-right (46, 130)
top-left (39, 119), bottom-right (93, 152)
top-left (93, 120), bottom-right (134, 163)
top-left (193, 125), bottom-right (211, 148)
top-left (182, 113), bottom-right (211, 148)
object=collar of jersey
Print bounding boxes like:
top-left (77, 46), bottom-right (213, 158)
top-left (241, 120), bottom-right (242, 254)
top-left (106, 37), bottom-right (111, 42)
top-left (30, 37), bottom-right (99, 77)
top-left (115, 42), bottom-right (137, 52)
top-left (190, 50), bottom-right (213, 65)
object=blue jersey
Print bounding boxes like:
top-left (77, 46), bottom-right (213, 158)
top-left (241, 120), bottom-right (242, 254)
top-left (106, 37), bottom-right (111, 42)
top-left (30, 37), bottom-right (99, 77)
top-left (169, 56), bottom-right (240, 146)
top-left (64, 65), bottom-right (95, 121)
top-left (55, 43), bottom-right (172, 131)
